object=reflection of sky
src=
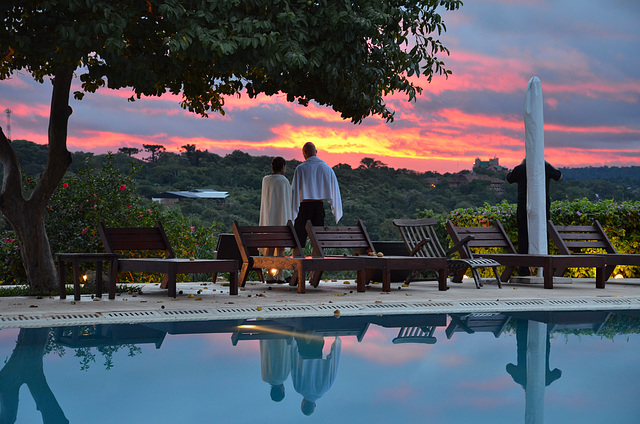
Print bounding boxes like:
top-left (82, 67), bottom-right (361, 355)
top-left (2, 320), bottom-right (640, 424)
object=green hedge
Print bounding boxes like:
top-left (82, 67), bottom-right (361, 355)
top-left (444, 199), bottom-right (640, 278)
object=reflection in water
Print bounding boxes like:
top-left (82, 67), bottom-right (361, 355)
top-left (506, 320), bottom-right (562, 389)
top-left (0, 311), bottom-right (638, 423)
top-left (291, 335), bottom-right (341, 416)
top-left (260, 338), bottom-right (292, 402)
top-left (0, 328), bottom-right (68, 424)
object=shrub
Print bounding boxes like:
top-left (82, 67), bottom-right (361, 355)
top-left (0, 156), bottom-right (223, 286)
top-left (446, 199), bottom-right (640, 278)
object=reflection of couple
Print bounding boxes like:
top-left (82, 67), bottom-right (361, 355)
top-left (260, 334), bottom-right (342, 416)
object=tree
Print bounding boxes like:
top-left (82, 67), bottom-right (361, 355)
top-left (359, 157), bottom-right (387, 169)
top-left (142, 144), bottom-right (166, 163)
top-left (180, 144), bottom-right (207, 167)
top-left (118, 147), bottom-right (141, 157)
top-left (0, 0), bottom-right (461, 291)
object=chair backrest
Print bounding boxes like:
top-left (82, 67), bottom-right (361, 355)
top-left (98, 221), bottom-right (174, 258)
top-left (232, 221), bottom-right (303, 265)
top-left (392, 327), bottom-right (437, 344)
top-left (306, 219), bottom-right (376, 257)
top-left (445, 219), bottom-right (517, 259)
top-left (547, 220), bottom-right (617, 255)
top-left (392, 218), bottom-right (448, 259)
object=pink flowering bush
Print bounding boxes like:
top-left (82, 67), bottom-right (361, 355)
top-left (0, 237), bottom-right (26, 284)
top-left (0, 155), bottom-right (221, 285)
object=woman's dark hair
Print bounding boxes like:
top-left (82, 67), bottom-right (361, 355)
top-left (271, 156), bottom-right (286, 173)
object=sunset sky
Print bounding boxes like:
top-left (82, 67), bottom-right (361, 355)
top-left (1, 0), bottom-right (639, 173)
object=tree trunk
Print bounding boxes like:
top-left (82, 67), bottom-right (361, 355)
top-left (0, 67), bottom-right (73, 292)
top-left (12, 213), bottom-right (58, 293)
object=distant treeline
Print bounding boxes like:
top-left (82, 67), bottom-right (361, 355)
top-left (5, 140), bottom-right (640, 240)
top-left (560, 166), bottom-right (640, 182)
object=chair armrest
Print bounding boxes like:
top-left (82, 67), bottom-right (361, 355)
top-left (446, 235), bottom-right (475, 257)
top-left (410, 238), bottom-right (430, 256)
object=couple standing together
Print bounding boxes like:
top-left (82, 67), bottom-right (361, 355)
top-left (259, 142), bottom-right (342, 282)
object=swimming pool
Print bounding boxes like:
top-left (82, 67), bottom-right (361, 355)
top-left (2, 311), bottom-right (639, 423)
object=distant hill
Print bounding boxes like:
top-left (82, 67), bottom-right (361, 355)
top-left (560, 166), bottom-right (640, 182)
top-left (3, 140), bottom-right (639, 239)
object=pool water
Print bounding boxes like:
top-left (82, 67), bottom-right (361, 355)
top-left (2, 311), bottom-right (639, 424)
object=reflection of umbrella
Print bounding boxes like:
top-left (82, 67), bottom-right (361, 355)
top-left (524, 76), bottom-right (547, 256)
top-left (525, 321), bottom-right (547, 424)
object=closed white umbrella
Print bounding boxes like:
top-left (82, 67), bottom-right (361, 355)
top-left (524, 76), bottom-right (547, 256)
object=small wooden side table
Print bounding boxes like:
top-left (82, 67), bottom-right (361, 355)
top-left (56, 253), bottom-right (118, 300)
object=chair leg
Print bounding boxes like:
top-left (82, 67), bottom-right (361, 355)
top-left (451, 268), bottom-right (466, 283)
top-left (382, 267), bottom-right (391, 292)
top-left (554, 267), bottom-right (567, 277)
top-left (229, 268), bottom-right (238, 295)
top-left (470, 268), bottom-right (483, 289)
top-left (72, 260), bottom-right (82, 301)
top-left (238, 263), bottom-right (250, 287)
top-left (492, 267), bottom-right (502, 288)
top-left (500, 266), bottom-right (514, 282)
top-left (309, 270), bottom-right (323, 288)
top-left (356, 270), bottom-right (365, 292)
top-left (403, 269), bottom-right (417, 285)
top-left (596, 266), bottom-right (605, 289)
top-left (95, 261), bottom-right (103, 298)
top-left (167, 268), bottom-right (177, 298)
top-left (604, 264), bottom-right (615, 281)
top-left (437, 266), bottom-right (448, 291)
top-left (58, 258), bottom-right (67, 299)
top-left (296, 266), bottom-right (306, 294)
top-left (108, 260), bottom-right (118, 300)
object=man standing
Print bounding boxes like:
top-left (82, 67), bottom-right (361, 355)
top-left (291, 142), bottom-right (342, 247)
top-left (506, 158), bottom-right (562, 276)
top-left (259, 156), bottom-right (292, 282)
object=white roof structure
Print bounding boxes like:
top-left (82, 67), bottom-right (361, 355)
top-left (152, 189), bottom-right (229, 201)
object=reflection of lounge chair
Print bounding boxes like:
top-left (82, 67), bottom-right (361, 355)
top-left (307, 220), bottom-right (448, 292)
top-left (548, 220), bottom-right (640, 281)
top-left (508, 311), bottom-right (612, 335)
top-left (99, 221), bottom-right (238, 296)
top-left (54, 324), bottom-right (166, 349)
top-left (445, 313), bottom-right (511, 339)
top-left (231, 322), bottom-right (294, 346)
top-left (231, 317), bottom-right (370, 345)
top-left (393, 218), bottom-right (501, 289)
top-left (445, 219), bottom-right (607, 289)
top-left (392, 327), bottom-right (437, 344)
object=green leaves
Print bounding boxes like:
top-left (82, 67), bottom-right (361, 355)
top-left (1, 0), bottom-right (462, 123)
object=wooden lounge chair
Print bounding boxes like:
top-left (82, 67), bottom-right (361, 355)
top-left (213, 233), bottom-right (264, 284)
top-left (393, 218), bottom-right (502, 289)
top-left (548, 220), bottom-right (640, 281)
top-left (99, 221), bottom-right (238, 297)
top-left (306, 220), bottom-right (448, 291)
top-left (232, 220), bottom-right (368, 293)
top-left (445, 219), bottom-right (607, 289)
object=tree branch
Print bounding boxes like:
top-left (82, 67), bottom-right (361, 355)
top-left (30, 67), bottom-right (74, 209)
top-left (0, 127), bottom-right (24, 211)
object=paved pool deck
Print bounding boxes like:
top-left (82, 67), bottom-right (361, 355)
top-left (1, 276), bottom-right (640, 328)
